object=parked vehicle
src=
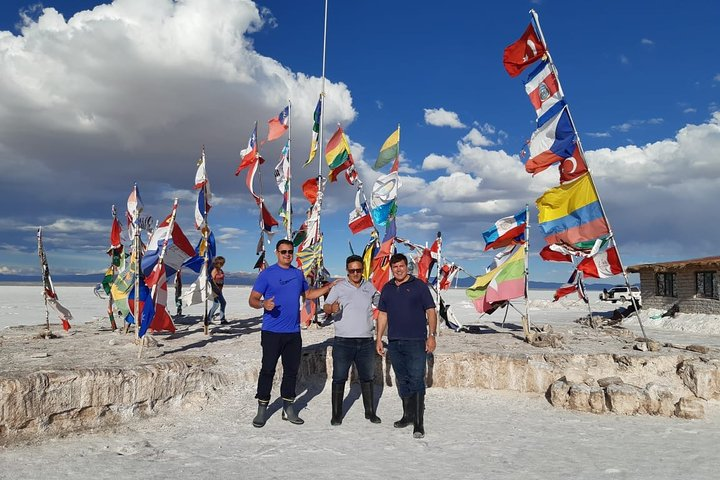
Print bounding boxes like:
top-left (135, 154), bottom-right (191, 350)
top-left (599, 286), bottom-right (641, 304)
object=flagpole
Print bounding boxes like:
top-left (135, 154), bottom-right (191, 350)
top-left (529, 9), bottom-right (646, 338)
top-left (434, 231), bottom-right (442, 322)
top-left (108, 205), bottom-right (118, 331)
top-left (131, 184), bottom-right (142, 344)
top-left (200, 146), bottom-right (211, 335)
top-left (286, 99), bottom-right (293, 240)
top-left (522, 203), bottom-right (531, 339)
top-left (37, 227), bottom-right (51, 334)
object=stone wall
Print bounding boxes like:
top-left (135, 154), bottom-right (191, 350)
top-left (0, 357), bottom-right (228, 446)
top-left (638, 269), bottom-right (720, 314)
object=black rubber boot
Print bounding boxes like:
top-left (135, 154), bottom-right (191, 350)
top-left (360, 382), bottom-right (381, 424)
top-left (413, 393), bottom-right (425, 438)
top-left (252, 400), bottom-right (269, 428)
top-left (282, 398), bottom-right (304, 425)
top-left (393, 394), bottom-right (414, 428)
top-left (331, 383), bottom-right (345, 426)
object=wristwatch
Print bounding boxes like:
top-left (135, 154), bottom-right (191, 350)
top-left (428, 332), bottom-right (437, 337)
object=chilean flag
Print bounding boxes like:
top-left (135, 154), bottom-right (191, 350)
top-left (524, 60), bottom-right (565, 127)
top-left (267, 105), bottom-right (289, 142)
top-left (141, 214), bottom-right (197, 277)
top-left (235, 122), bottom-right (258, 175)
top-left (526, 107), bottom-right (576, 175)
top-left (482, 210), bottom-right (527, 251)
top-left (578, 246), bottom-right (623, 278)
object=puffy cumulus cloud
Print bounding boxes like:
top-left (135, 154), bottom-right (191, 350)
top-left (423, 108), bottom-right (466, 128)
top-left (462, 128), bottom-right (494, 147)
top-left (584, 112), bottom-right (720, 261)
top-left (421, 153), bottom-right (454, 170)
top-left (0, 0), bottom-right (355, 222)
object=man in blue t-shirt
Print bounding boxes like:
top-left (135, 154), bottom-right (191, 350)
top-left (248, 239), bottom-right (337, 428)
top-left (376, 253), bottom-right (437, 439)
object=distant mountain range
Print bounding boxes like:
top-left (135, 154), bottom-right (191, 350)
top-left (0, 272), bottom-right (617, 291)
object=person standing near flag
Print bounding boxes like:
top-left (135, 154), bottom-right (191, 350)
top-left (322, 255), bottom-right (381, 426)
top-left (249, 239), bottom-right (338, 428)
top-left (375, 253), bottom-right (437, 439)
top-left (208, 256), bottom-right (227, 325)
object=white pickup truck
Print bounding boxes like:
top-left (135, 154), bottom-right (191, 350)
top-left (599, 286), bottom-right (642, 304)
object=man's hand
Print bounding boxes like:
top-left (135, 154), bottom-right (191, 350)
top-left (262, 296), bottom-right (275, 311)
top-left (329, 301), bottom-right (341, 314)
top-left (376, 339), bottom-right (386, 357)
top-left (425, 336), bottom-right (436, 353)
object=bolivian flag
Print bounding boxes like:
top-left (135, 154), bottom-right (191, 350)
top-left (325, 126), bottom-right (353, 182)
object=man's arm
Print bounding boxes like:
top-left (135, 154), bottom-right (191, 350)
top-left (425, 307), bottom-right (438, 353)
top-left (249, 290), bottom-right (274, 310)
top-left (375, 311), bottom-right (388, 356)
top-left (306, 279), bottom-right (339, 300)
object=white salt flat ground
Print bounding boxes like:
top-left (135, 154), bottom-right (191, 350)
top-left (1, 285), bottom-right (720, 479)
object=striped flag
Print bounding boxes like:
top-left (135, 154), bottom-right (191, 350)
top-left (466, 246), bottom-right (525, 313)
top-left (374, 127), bottom-right (400, 170)
top-left (305, 96), bottom-right (322, 166)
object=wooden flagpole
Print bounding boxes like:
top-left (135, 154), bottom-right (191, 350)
top-left (529, 9), bottom-right (647, 338)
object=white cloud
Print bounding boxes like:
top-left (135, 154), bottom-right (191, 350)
top-left (684, 108), bottom-right (697, 114)
top-left (641, 38), bottom-right (654, 46)
top-left (422, 154), bottom-right (454, 170)
top-left (424, 108), bottom-right (466, 128)
top-left (463, 128), bottom-right (494, 147)
top-left (714, 73), bottom-right (720, 82)
top-left (586, 132), bottom-right (611, 138)
top-left (620, 54), bottom-right (630, 65)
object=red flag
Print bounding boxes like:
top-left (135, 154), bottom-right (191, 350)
top-left (110, 216), bottom-right (122, 250)
top-left (539, 245), bottom-right (572, 262)
top-left (302, 178), bottom-right (319, 205)
top-left (371, 237), bottom-right (395, 291)
top-left (559, 145), bottom-right (588, 183)
top-left (503, 24), bottom-right (546, 77)
top-left (266, 106), bottom-right (289, 142)
top-left (578, 246), bottom-right (623, 279)
top-left (416, 248), bottom-right (434, 283)
top-left (260, 201), bottom-right (279, 232)
top-left (235, 123), bottom-right (258, 175)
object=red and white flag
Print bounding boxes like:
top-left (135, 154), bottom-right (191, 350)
top-left (235, 122), bottom-right (258, 175)
top-left (348, 189), bottom-right (373, 234)
top-left (146, 263), bottom-right (176, 333)
top-left (267, 105), bottom-right (289, 142)
top-left (503, 24), bottom-right (546, 77)
top-left (559, 144), bottom-right (588, 184)
top-left (578, 246), bottom-right (623, 278)
top-left (524, 60), bottom-right (563, 125)
top-left (439, 264), bottom-right (459, 290)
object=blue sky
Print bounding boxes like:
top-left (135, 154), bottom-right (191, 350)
top-left (0, 0), bottom-right (719, 283)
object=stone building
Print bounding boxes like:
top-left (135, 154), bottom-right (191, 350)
top-left (627, 256), bottom-right (720, 314)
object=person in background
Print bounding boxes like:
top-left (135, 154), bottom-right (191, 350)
top-left (208, 256), bottom-right (227, 325)
top-left (323, 255), bottom-right (381, 426)
top-left (248, 239), bottom-right (338, 428)
top-left (376, 253), bottom-right (437, 439)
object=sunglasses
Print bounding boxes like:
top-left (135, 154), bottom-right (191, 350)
top-left (347, 268), bottom-right (363, 274)
top-left (278, 249), bottom-right (294, 255)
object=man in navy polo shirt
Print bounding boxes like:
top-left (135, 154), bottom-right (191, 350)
top-left (248, 239), bottom-right (337, 428)
top-left (323, 254), bottom-right (381, 426)
top-left (376, 253), bottom-right (437, 439)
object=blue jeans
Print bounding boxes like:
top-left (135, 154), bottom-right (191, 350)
top-left (208, 291), bottom-right (226, 320)
top-left (332, 337), bottom-right (377, 384)
top-left (387, 339), bottom-right (427, 398)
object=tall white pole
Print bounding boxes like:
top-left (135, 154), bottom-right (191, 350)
top-left (522, 203), bottom-right (530, 339)
top-left (286, 99), bottom-right (293, 240)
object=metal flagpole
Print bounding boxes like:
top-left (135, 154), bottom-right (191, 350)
top-left (37, 227), bottom-right (51, 333)
top-left (522, 203), bottom-right (531, 339)
top-left (529, 9), bottom-right (646, 338)
top-left (286, 99), bottom-right (293, 240)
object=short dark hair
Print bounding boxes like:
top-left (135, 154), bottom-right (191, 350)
top-left (276, 239), bottom-right (293, 251)
top-left (346, 255), bottom-right (364, 267)
top-left (389, 253), bottom-right (407, 266)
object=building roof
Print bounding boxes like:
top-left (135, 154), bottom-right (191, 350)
top-left (627, 256), bottom-right (720, 273)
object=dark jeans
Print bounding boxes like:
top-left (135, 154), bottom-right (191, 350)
top-left (332, 337), bottom-right (376, 384)
top-left (256, 331), bottom-right (302, 402)
top-left (387, 339), bottom-right (427, 398)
